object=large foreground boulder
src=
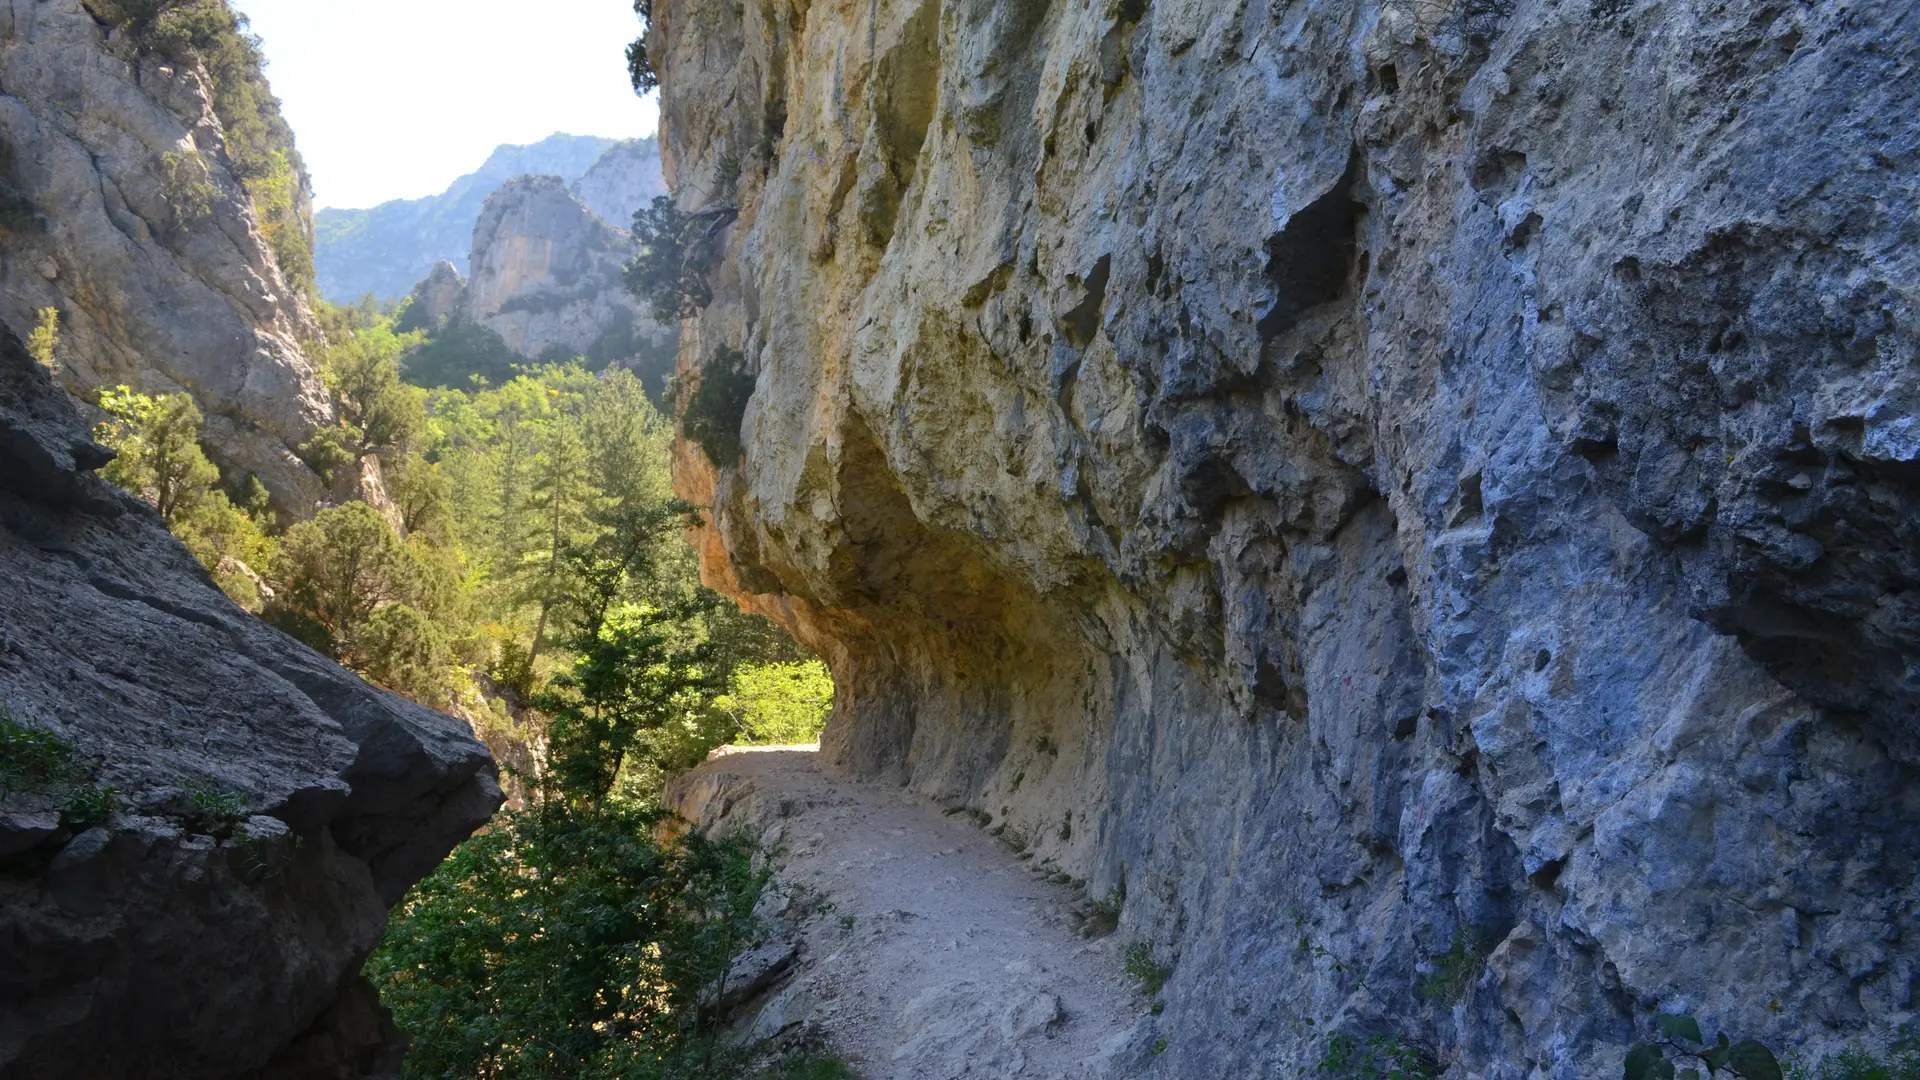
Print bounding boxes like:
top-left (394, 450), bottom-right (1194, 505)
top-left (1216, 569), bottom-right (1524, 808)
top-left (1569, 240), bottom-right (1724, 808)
top-left (0, 326), bottom-right (500, 1077)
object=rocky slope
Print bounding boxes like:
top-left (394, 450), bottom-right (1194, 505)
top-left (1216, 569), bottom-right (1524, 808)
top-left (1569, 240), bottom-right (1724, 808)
top-left (0, 325), bottom-right (500, 1076)
top-left (314, 133), bottom-right (626, 304)
top-left (651, 0), bottom-right (1920, 1075)
top-left (0, 0), bottom-right (337, 512)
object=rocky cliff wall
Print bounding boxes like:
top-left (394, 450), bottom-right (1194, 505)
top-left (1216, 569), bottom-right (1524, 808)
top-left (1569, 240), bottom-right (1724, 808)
top-left (314, 133), bottom-right (622, 304)
top-left (0, 326), bottom-right (500, 1077)
top-left (652, 0), bottom-right (1920, 1074)
top-left (0, 0), bottom-right (338, 512)
top-left (461, 174), bottom-right (675, 382)
top-left (571, 136), bottom-right (670, 232)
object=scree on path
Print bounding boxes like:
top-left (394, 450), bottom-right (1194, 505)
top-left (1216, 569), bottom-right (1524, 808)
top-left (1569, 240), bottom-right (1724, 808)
top-left (668, 747), bottom-right (1161, 1079)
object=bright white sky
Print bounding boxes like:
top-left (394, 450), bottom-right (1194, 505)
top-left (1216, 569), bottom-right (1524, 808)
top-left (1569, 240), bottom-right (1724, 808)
top-left (238, 0), bottom-right (659, 210)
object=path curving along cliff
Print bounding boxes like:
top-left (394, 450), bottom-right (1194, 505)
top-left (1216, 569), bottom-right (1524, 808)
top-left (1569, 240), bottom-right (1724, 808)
top-left (648, 0), bottom-right (1920, 1075)
top-left (669, 747), bottom-right (1152, 1079)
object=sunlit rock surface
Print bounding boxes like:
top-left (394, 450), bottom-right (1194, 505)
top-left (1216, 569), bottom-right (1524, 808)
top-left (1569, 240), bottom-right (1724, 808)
top-left (0, 0), bottom-right (336, 512)
top-left (651, 0), bottom-right (1920, 1073)
top-left (461, 174), bottom-right (675, 382)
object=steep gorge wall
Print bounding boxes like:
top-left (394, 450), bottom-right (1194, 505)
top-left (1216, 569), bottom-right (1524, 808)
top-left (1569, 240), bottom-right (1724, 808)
top-left (0, 0), bottom-right (340, 512)
top-left (0, 327), bottom-right (500, 1076)
top-left (652, 0), bottom-right (1920, 1074)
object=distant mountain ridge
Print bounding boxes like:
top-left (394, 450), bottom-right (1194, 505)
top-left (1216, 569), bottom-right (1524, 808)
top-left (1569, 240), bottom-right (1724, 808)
top-left (314, 133), bottom-right (660, 303)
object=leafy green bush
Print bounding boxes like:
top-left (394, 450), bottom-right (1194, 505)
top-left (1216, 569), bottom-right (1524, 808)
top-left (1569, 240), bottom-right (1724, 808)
top-left (401, 321), bottom-right (523, 389)
top-left (720, 659), bottom-right (833, 745)
top-left (626, 0), bottom-right (657, 94)
top-left (1316, 1032), bottom-right (1435, 1080)
top-left (678, 346), bottom-right (756, 466)
top-left (95, 385), bottom-right (277, 610)
top-left (371, 505), bottom-right (789, 1079)
top-left (27, 307), bottom-right (58, 370)
top-left (180, 781), bottom-right (249, 839)
top-left (1627, 1014), bottom-right (1784, 1080)
top-left (1124, 941), bottom-right (1171, 996)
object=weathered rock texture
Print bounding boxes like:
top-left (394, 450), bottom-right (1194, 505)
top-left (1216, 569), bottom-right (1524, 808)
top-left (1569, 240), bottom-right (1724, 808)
top-left (0, 328), bottom-right (501, 1076)
top-left (570, 136), bottom-right (670, 232)
top-left (0, 0), bottom-right (337, 511)
top-left (459, 174), bottom-right (674, 377)
top-left (314, 132), bottom-right (620, 304)
top-left (652, 0), bottom-right (1920, 1074)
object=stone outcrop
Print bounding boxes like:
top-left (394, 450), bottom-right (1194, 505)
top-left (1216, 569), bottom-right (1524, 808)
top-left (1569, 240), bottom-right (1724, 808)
top-left (0, 0), bottom-right (336, 512)
top-left (0, 326), bottom-right (501, 1076)
top-left (458, 174), bottom-right (674, 382)
top-left (409, 259), bottom-right (466, 331)
top-left (314, 133), bottom-right (621, 304)
top-left (651, 0), bottom-right (1920, 1076)
top-left (570, 136), bottom-right (669, 232)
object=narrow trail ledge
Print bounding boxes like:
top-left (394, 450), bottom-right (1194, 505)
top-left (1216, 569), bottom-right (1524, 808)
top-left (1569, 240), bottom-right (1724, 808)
top-left (669, 748), bottom-right (1154, 1079)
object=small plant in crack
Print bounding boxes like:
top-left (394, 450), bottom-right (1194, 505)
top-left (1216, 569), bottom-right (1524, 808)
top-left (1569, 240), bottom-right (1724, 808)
top-left (1124, 941), bottom-right (1172, 997)
top-left (181, 781), bottom-right (250, 840)
top-left (1419, 926), bottom-right (1495, 1005)
top-left (1316, 1032), bottom-right (1437, 1080)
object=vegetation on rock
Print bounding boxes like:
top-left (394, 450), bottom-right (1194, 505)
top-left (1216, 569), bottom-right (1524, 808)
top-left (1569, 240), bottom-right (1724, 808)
top-left (676, 346), bottom-right (756, 466)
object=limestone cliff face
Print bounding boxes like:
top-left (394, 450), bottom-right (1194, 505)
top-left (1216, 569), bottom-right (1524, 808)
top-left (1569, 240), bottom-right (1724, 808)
top-left (461, 174), bottom-right (674, 380)
top-left (653, 0), bottom-right (1920, 1074)
top-left (0, 330), bottom-right (500, 1076)
top-left (314, 133), bottom-right (622, 304)
top-left (0, 0), bottom-right (337, 512)
top-left (570, 136), bottom-right (669, 232)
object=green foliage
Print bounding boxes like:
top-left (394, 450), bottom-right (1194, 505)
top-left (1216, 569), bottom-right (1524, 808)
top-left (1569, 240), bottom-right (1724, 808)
top-left (626, 196), bottom-right (730, 322)
top-left (27, 307), bottom-right (58, 369)
top-left (132, 0), bottom-right (316, 293)
top-left (1626, 1014), bottom-right (1785, 1080)
top-left (95, 385), bottom-right (276, 610)
top-left (1316, 1033), bottom-right (1435, 1080)
top-left (1124, 942), bottom-right (1172, 997)
top-left (678, 345), bottom-right (756, 466)
top-left (402, 321), bottom-right (523, 389)
top-left (158, 150), bottom-right (218, 229)
top-left (180, 781), bottom-right (249, 839)
top-left (97, 386), bottom-right (219, 522)
top-left (371, 507), bottom-right (780, 1079)
top-left (761, 1055), bottom-right (860, 1080)
top-left (1083, 892), bottom-right (1123, 938)
top-left (0, 710), bottom-right (89, 801)
top-left (720, 659), bottom-right (834, 745)
top-left (1787, 1039), bottom-right (1920, 1080)
top-left (627, 0), bottom-right (657, 94)
top-left (315, 300), bottom-right (427, 459)
top-left (1418, 926), bottom-right (1493, 1005)
top-left (0, 709), bottom-right (116, 832)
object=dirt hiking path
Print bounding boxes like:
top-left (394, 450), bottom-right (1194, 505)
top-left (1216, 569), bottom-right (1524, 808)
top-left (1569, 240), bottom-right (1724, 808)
top-left (668, 747), bottom-right (1156, 1080)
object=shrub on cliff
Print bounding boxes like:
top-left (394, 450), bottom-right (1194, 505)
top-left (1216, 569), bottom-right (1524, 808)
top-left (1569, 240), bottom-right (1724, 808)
top-left (626, 195), bottom-right (733, 322)
top-left (94, 385), bottom-right (276, 609)
top-left (677, 345), bottom-right (756, 466)
top-left (100, 0), bottom-right (318, 294)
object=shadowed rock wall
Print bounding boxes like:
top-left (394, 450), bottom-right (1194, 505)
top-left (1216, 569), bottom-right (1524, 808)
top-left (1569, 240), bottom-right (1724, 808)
top-left (0, 329), bottom-right (500, 1077)
top-left (651, 0), bottom-right (1920, 1073)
